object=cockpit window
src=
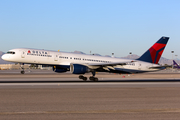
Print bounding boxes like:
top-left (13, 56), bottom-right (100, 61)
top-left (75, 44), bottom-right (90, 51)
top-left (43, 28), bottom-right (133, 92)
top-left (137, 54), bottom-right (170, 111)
top-left (7, 51), bottom-right (15, 54)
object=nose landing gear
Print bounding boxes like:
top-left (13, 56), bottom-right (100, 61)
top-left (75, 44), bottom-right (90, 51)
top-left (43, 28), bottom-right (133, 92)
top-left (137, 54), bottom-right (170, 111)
top-left (21, 70), bottom-right (25, 74)
top-left (20, 63), bottom-right (25, 74)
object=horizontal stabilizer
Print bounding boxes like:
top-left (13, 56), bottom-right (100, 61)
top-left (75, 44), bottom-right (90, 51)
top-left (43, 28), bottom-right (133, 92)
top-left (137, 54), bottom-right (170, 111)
top-left (149, 65), bottom-right (171, 69)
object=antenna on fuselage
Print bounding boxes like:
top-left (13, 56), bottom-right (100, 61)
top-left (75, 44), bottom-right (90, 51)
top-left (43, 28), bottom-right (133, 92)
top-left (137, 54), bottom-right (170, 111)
top-left (112, 53), bottom-right (114, 58)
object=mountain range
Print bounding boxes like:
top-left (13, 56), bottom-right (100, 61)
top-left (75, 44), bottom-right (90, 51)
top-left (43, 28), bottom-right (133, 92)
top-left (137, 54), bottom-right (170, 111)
top-left (0, 51), bottom-right (178, 65)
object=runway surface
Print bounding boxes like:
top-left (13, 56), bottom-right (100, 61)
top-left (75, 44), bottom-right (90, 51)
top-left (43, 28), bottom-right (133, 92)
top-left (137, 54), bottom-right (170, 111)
top-left (0, 70), bottom-right (180, 119)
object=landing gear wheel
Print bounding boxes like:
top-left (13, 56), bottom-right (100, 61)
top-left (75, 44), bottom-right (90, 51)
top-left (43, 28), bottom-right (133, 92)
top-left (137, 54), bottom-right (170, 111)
top-left (20, 63), bottom-right (25, 74)
top-left (89, 76), bottom-right (94, 81)
top-left (79, 75), bottom-right (87, 81)
top-left (89, 76), bottom-right (98, 82)
top-left (94, 78), bottom-right (98, 82)
top-left (21, 71), bottom-right (25, 74)
top-left (83, 77), bottom-right (87, 81)
top-left (79, 75), bottom-right (84, 79)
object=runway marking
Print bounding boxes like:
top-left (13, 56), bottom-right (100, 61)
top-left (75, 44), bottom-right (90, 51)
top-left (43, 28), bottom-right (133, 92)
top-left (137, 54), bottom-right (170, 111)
top-left (0, 82), bottom-right (180, 89)
top-left (1, 78), bottom-right (180, 81)
top-left (0, 109), bottom-right (180, 115)
top-left (0, 82), bottom-right (180, 86)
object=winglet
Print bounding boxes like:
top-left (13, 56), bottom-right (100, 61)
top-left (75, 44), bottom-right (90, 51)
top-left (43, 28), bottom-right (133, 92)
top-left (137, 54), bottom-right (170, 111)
top-left (137, 37), bottom-right (169, 64)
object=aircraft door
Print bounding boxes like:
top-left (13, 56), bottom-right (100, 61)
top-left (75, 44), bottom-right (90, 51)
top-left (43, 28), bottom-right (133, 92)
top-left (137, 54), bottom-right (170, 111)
top-left (21, 51), bottom-right (25, 58)
top-left (54, 54), bottom-right (58, 61)
top-left (138, 63), bottom-right (141, 70)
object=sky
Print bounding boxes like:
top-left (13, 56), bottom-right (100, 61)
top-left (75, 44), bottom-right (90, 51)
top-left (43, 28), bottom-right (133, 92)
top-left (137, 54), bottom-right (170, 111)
top-left (0, 0), bottom-right (180, 59)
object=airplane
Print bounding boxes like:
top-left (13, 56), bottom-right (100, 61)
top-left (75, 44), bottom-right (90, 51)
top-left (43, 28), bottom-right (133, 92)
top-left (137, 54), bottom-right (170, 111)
top-left (1, 36), bottom-right (169, 81)
top-left (173, 60), bottom-right (180, 69)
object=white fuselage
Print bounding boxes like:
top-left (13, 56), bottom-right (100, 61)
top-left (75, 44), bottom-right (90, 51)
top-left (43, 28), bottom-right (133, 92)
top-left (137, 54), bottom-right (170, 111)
top-left (2, 48), bottom-right (161, 73)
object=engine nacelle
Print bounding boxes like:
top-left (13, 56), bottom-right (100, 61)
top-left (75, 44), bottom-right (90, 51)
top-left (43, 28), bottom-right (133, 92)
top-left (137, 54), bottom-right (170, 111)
top-left (70, 64), bottom-right (89, 74)
top-left (53, 66), bottom-right (67, 73)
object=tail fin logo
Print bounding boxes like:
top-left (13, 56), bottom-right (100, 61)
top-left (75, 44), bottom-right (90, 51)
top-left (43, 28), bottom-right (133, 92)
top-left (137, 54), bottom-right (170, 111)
top-left (149, 43), bottom-right (166, 64)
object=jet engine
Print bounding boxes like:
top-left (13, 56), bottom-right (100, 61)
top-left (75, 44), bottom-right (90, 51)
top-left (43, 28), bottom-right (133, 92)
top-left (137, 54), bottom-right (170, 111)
top-left (70, 64), bottom-right (89, 74)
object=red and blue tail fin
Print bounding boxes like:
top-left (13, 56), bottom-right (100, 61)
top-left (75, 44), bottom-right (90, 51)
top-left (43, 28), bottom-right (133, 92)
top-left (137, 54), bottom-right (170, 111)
top-left (137, 37), bottom-right (169, 64)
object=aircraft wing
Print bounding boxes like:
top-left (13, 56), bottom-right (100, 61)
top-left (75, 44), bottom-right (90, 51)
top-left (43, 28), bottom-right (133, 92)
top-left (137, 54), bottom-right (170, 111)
top-left (78, 60), bottom-right (136, 71)
top-left (85, 60), bottom-right (135, 67)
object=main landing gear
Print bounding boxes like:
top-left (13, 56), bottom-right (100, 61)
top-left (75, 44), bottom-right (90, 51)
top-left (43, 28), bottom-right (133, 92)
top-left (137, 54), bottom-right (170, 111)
top-left (89, 76), bottom-right (98, 82)
top-left (79, 75), bottom-right (87, 81)
top-left (79, 71), bottom-right (99, 82)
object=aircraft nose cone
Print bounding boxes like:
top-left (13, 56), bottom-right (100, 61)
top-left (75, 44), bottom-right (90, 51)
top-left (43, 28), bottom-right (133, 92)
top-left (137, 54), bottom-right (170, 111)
top-left (1, 54), bottom-right (9, 61)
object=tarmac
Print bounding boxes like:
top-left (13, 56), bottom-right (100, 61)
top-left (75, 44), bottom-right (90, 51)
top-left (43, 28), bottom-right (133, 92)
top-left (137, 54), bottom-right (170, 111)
top-left (0, 69), bottom-right (180, 120)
